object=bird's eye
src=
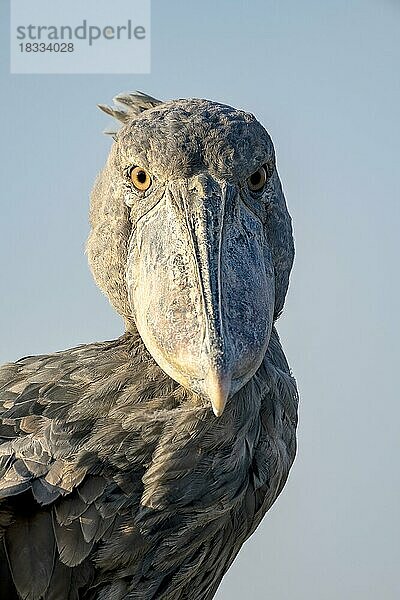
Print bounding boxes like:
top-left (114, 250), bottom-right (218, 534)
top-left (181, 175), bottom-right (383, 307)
top-left (247, 166), bottom-right (268, 192)
top-left (129, 166), bottom-right (152, 191)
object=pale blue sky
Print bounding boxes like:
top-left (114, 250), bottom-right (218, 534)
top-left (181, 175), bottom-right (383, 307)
top-left (1, 1), bottom-right (399, 598)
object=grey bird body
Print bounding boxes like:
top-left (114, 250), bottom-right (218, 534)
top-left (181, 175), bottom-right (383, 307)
top-left (0, 93), bottom-right (298, 599)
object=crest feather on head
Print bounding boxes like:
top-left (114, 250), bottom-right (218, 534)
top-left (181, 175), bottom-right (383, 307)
top-left (98, 91), bottom-right (163, 137)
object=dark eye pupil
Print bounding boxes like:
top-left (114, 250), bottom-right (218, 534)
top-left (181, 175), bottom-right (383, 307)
top-left (137, 170), bottom-right (147, 183)
top-left (250, 172), bottom-right (261, 185)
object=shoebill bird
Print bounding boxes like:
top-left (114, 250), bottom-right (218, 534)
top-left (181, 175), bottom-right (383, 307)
top-left (0, 92), bottom-right (298, 600)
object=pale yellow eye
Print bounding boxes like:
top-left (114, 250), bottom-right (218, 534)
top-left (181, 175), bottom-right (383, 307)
top-left (247, 166), bottom-right (267, 192)
top-left (129, 166), bottom-right (152, 191)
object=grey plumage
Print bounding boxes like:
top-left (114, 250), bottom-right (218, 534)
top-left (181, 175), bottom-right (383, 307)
top-left (0, 92), bottom-right (298, 599)
top-left (98, 91), bottom-right (162, 137)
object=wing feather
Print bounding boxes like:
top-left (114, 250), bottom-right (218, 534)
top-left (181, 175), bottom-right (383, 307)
top-left (4, 510), bottom-right (55, 600)
top-left (52, 514), bottom-right (94, 567)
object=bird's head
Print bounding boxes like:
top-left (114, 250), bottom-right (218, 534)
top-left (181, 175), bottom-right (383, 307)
top-left (88, 93), bottom-right (294, 417)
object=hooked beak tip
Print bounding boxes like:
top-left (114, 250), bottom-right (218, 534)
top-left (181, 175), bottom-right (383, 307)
top-left (205, 369), bottom-right (231, 417)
